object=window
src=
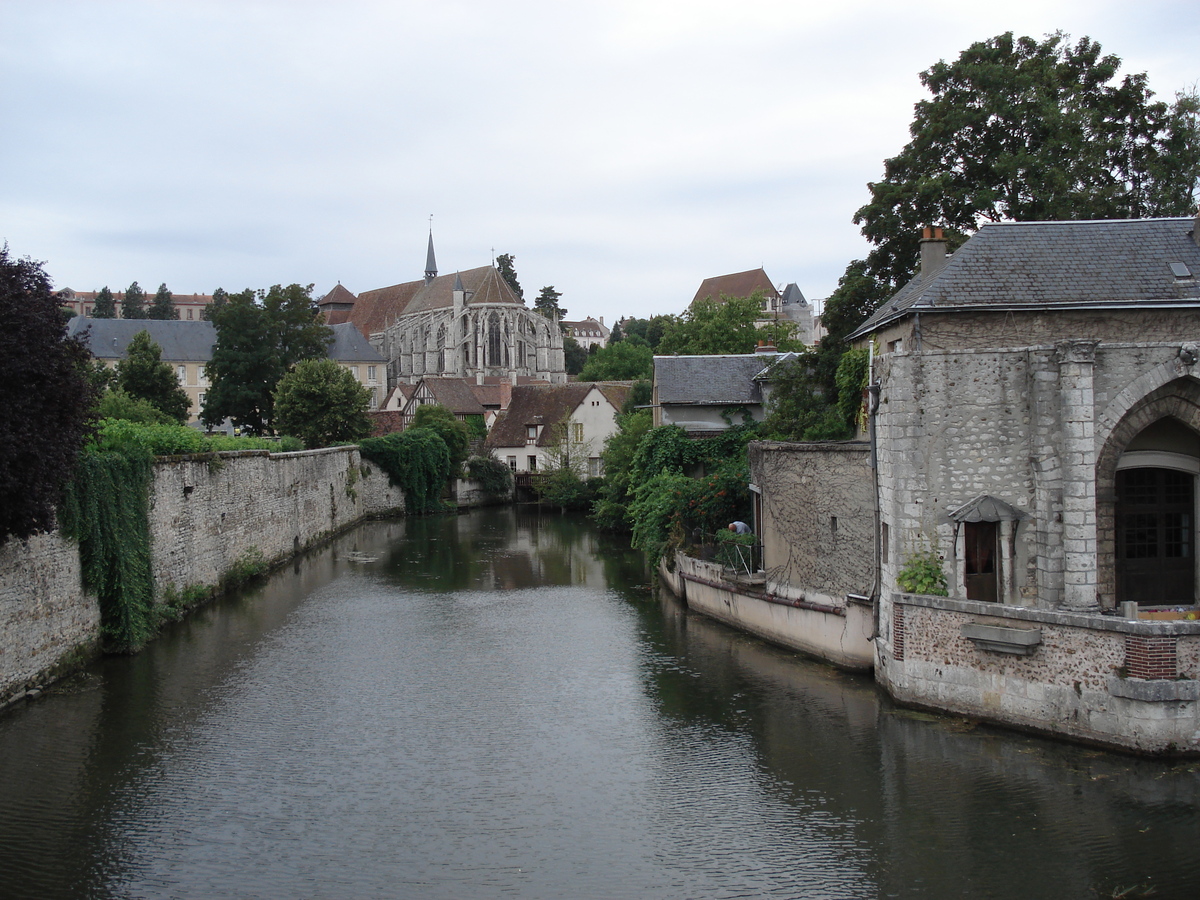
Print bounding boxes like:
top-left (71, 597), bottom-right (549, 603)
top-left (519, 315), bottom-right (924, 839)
top-left (528, 455), bottom-right (537, 471)
top-left (881, 523), bottom-right (889, 564)
top-left (352, 366), bottom-right (360, 381)
top-left (506, 456), bottom-right (517, 471)
top-left (187, 308), bottom-right (193, 320)
top-left (368, 366), bottom-right (377, 383)
top-left (198, 392), bottom-right (206, 408)
top-left (177, 364), bottom-right (187, 384)
top-left (526, 425), bottom-right (538, 445)
top-left (588, 457), bottom-right (602, 478)
top-left (572, 423), bottom-right (584, 442)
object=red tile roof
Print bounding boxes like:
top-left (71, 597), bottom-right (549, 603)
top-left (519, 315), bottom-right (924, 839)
top-left (691, 268), bottom-right (779, 307)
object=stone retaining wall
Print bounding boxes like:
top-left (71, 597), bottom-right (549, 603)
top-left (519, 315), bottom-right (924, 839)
top-left (877, 593), bottom-right (1200, 755)
top-left (1, 447), bottom-right (407, 706)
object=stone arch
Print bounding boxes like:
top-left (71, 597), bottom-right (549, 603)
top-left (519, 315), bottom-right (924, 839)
top-left (1095, 375), bottom-right (1200, 606)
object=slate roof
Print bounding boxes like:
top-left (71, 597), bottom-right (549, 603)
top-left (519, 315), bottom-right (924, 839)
top-left (485, 382), bottom-right (630, 449)
top-left (851, 217), bottom-right (1200, 340)
top-left (68, 317), bottom-right (382, 364)
top-left (327, 323), bottom-right (385, 362)
top-left (68, 317), bottom-right (217, 361)
top-left (691, 268), bottom-right (779, 306)
top-left (653, 354), bottom-right (779, 406)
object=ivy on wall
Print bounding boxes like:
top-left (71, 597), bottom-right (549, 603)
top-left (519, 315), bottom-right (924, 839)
top-left (59, 450), bottom-right (156, 653)
top-left (359, 428), bottom-right (452, 514)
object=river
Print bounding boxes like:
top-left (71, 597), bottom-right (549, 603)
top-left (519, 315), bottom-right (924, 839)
top-left (0, 508), bottom-right (1197, 899)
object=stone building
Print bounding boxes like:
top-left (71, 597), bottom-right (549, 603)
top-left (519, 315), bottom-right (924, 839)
top-left (320, 235), bottom-right (566, 387)
top-left (739, 215), bottom-right (1200, 754)
top-left (691, 267), bottom-right (816, 342)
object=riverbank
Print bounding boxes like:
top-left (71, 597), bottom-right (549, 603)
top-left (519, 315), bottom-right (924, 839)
top-left (0, 446), bottom-right (505, 708)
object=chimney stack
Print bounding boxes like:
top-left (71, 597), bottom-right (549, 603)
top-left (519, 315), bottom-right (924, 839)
top-left (1193, 208), bottom-right (1200, 249)
top-left (920, 226), bottom-right (949, 280)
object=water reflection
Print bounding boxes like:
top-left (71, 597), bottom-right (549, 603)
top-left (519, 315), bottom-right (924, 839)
top-left (0, 508), bottom-right (1196, 899)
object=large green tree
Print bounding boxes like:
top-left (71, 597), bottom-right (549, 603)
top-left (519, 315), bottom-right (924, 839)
top-left (148, 283), bottom-right (175, 320)
top-left (201, 287), bottom-right (227, 321)
top-left (496, 253), bottom-right (523, 299)
top-left (563, 336), bottom-right (588, 375)
top-left (201, 284), bottom-right (331, 434)
top-left (122, 281), bottom-right (146, 319)
top-left (116, 330), bottom-right (191, 424)
top-left (93, 286), bottom-right (117, 318)
top-left (578, 340), bottom-right (654, 381)
top-left (273, 358), bottom-right (372, 448)
top-left (533, 285), bottom-right (566, 320)
top-left (0, 246), bottom-right (98, 544)
top-left (657, 293), bottom-right (800, 356)
top-left (856, 31), bottom-right (1200, 290)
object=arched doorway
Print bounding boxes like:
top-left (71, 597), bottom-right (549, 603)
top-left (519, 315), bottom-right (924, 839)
top-left (1114, 418), bottom-right (1200, 606)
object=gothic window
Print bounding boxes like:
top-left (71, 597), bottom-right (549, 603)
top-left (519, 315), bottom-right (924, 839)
top-left (488, 313), bottom-right (501, 367)
top-left (437, 324), bottom-right (446, 373)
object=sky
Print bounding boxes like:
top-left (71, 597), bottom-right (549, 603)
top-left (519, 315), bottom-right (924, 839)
top-left (3, 1), bottom-right (1198, 324)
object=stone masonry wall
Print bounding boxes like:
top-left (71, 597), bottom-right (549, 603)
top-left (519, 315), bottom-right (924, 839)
top-left (878, 594), bottom-right (1200, 755)
top-left (0, 531), bottom-right (97, 703)
top-left (749, 441), bottom-right (874, 605)
top-left (2, 447), bottom-right (406, 705)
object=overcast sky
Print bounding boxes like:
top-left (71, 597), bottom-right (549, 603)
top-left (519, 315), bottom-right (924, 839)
top-left (3, 1), bottom-right (1198, 324)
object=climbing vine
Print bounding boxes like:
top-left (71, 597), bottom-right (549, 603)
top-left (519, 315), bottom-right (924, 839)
top-left (59, 449), bottom-right (156, 653)
top-left (359, 428), bottom-right (452, 514)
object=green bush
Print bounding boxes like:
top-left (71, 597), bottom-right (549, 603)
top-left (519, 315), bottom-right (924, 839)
top-left (897, 547), bottom-right (948, 596)
top-left (465, 455), bottom-right (513, 498)
top-left (91, 418), bottom-right (207, 456)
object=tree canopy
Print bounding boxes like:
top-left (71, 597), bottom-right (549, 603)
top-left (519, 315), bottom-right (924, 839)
top-left (619, 315), bottom-right (675, 350)
top-left (410, 403), bottom-right (472, 474)
top-left (0, 246), bottom-right (97, 545)
top-left (577, 340), bottom-right (654, 381)
top-left (656, 293), bottom-right (801, 356)
top-left (272, 358), bottom-right (372, 448)
top-left (563, 336), bottom-right (588, 375)
top-left (148, 283), bottom-right (175, 320)
top-left (93, 286), bottom-right (117, 318)
top-left (201, 284), bottom-right (331, 434)
top-left (122, 281), bottom-right (146, 319)
top-left (496, 253), bottom-right (523, 299)
top-left (855, 31), bottom-right (1200, 290)
top-left (201, 287), bottom-right (227, 321)
top-left (116, 330), bottom-right (191, 424)
top-left (533, 285), bottom-right (566, 320)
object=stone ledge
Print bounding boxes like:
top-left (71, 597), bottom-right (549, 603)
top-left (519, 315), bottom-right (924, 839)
top-left (961, 623), bottom-right (1042, 655)
top-left (1107, 676), bottom-right (1200, 702)
top-left (896, 592), bottom-right (1200, 636)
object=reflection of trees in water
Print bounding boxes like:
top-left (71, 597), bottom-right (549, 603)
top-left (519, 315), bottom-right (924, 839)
top-left (630, 589), bottom-right (1200, 898)
top-left (376, 508), bottom-right (644, 592)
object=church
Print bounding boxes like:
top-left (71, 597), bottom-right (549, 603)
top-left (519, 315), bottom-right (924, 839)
top-left (320, 235), bottom-right (566, 386)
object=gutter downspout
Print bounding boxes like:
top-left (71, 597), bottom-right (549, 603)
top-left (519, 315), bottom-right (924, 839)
top-left (868, 342), bottom-right (882, 640)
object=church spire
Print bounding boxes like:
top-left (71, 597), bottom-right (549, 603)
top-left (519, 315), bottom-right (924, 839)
top-left (424, 224), bottom-right (437, 285)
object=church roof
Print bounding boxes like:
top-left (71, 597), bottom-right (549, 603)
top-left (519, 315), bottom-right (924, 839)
top-left (691, 268), bottom-right (779, 307)
top-left (341, 265), bottom-right (523, 338)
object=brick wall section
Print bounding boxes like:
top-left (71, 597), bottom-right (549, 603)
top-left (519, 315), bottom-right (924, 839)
top-left (2, 447), bottom-right (407, 705)
top-left (1125, 635), bottom-right (1178, 680)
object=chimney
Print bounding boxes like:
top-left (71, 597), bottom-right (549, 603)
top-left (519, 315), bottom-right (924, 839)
top-left (599, 316), bottom-right (604, 326)
top-left (499, 380), bottom-right (512, 410)
top-left (920, 226), bottom-right (949, 280)
top-left (755, 340), bottom-right (777, 355)
top-left (1193, 208), bottom-right (1200, 249)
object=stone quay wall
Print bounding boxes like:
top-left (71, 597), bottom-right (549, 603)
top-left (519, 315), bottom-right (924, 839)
top-left (1, 447), bottom-right (407, 706)
top-left (878, 593), bottom-right (1200, 755)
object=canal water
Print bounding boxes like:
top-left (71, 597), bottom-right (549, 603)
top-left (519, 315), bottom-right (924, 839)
top-left (1, 508), bottom-right (1198, 899)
